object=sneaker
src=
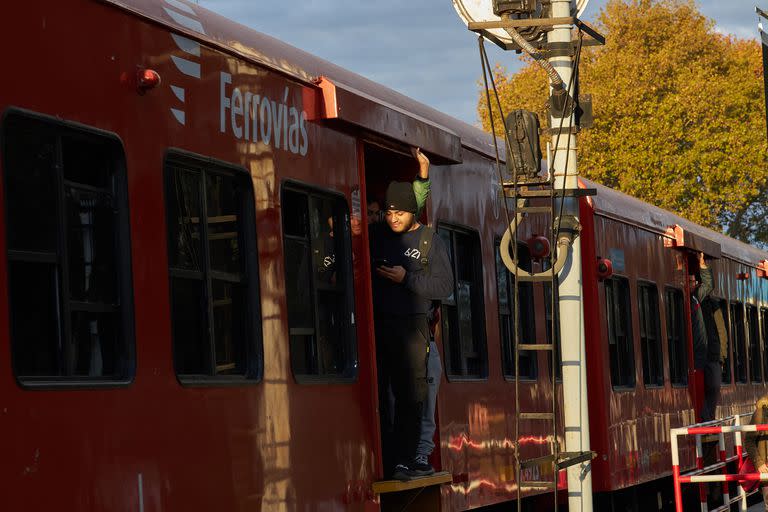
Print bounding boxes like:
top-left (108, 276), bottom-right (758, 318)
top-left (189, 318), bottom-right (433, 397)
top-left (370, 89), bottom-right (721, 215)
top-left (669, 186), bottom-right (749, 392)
top-left (391, 459), bottom-right (436, 481)
top-left (392, 464), bottom-right (411, 481)
top-left (408, 457), bottom-right (435, 477)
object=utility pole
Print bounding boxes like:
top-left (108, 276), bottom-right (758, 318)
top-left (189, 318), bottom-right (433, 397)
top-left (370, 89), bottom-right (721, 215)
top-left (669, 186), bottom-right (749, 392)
top-left (548, 1), bottom-right (593, 510)
top-left (455, 1), bottom-right (601, 508)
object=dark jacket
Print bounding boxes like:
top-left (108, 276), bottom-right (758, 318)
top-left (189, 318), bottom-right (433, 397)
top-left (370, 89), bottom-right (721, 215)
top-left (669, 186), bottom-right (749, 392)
top-left (370, 223), bottom-right (453, 316)
top-left (692, 267), bottom-right (713, 370)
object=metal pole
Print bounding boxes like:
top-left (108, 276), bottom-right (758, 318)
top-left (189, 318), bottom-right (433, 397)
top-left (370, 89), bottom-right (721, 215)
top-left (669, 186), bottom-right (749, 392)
top-left (548, 1), bottom-right (593, 510)
top-left (695, 434), bottom-right (708, 512)
top-left (735, 414), bottom-right (747, 511)
top-left (672, 430), bottom-right (684, 512)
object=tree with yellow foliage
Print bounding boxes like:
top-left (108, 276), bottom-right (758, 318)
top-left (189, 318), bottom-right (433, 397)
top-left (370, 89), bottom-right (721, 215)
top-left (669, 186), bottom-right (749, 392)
top-left (479, 0), bottom-right (767, 246)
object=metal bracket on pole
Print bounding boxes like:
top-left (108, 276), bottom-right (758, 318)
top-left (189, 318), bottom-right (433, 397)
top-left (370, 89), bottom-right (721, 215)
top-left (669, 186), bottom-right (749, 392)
top-left (468, 17), bottom-right (605, 52)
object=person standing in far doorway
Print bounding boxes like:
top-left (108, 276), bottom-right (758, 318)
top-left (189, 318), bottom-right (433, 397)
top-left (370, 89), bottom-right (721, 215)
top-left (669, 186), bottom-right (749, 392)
top-left (690, 252), bottom-right (717, 422)
top-left (370, 181), bottom-right (452, 481)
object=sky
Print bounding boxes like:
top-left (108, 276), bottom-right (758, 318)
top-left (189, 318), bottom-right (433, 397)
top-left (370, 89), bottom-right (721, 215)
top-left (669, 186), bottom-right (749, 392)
top-left (195, 0), bottom-right (763, 126)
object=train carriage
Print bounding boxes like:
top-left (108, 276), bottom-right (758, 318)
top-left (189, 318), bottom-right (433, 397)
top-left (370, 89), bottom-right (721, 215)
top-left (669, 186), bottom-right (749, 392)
top-left (1, 1), bottom-right (767, 511)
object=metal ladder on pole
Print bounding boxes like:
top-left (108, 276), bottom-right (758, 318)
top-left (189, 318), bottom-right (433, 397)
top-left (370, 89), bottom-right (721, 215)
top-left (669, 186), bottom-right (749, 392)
top-left (474, 15), bottom-right (603, 508)
top-left (503, 178), bottom-right (596, 510)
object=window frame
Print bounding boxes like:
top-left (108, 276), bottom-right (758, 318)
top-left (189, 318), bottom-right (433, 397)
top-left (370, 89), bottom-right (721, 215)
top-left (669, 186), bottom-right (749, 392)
top-left (762, 307), bottom-right (768, 381)
top-left (605, 275), bottom-right (636, 390)
top-left (281, 180), bottom-right (358, 385)
top-left (731, 301), bottom-right (748, 385)
top-left (747, 303), bottom-right (762, 383)
top-left (438, 222), bottom-right (488, 382)
top-left (709, 297), bottom-right (732, 386)
top-left (1, 108), bottom-right (136, 389)
top-left (494, 238), bottom-right (538, 382)
top-left (637, 280), bottom-right (663, 388)
top-left (164, 149), bottom-right (263, 386)
top-left (665, 287), bottom-right (688, 387)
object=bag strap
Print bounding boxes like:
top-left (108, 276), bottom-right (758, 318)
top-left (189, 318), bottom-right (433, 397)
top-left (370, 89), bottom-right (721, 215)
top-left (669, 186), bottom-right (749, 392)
top-left (418, 225), bottom-right (434, 270)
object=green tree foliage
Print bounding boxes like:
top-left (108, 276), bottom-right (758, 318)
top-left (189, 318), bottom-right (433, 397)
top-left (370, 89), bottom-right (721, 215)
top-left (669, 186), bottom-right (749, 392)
top-left (479, 0), bottom-right (768, 246)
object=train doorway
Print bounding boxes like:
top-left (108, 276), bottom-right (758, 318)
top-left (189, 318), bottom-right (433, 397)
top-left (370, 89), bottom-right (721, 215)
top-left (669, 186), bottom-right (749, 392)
top-left (362, 141), bottom-right (445, 486)
top-left (363, 142), bottom-right (428, 226)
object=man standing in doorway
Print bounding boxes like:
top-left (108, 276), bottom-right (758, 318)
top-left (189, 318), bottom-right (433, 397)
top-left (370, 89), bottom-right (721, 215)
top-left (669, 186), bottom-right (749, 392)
top-left (370, 181), bottom-right (453, 480)
top-left (691, 252), bottom-right (718, 422)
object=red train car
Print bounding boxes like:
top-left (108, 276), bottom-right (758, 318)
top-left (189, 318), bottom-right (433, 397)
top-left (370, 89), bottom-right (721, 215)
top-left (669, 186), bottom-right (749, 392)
top-left (0, 1), bottom-right (766, 511)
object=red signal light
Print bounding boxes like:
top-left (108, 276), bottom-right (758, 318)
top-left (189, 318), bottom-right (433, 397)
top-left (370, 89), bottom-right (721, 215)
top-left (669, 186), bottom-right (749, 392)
top-left (137, 68), bottom-right (161, 94)
top-left (526, 235), bottom-right (550, 260)
top-left (597, 258), bottom-right (613, 281)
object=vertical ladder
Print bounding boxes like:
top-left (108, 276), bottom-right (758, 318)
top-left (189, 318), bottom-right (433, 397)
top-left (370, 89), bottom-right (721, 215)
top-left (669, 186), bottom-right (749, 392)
top-left (503, 178), bottom-right (596, 511)
top-left (476, 30), bottom-right (597, 511)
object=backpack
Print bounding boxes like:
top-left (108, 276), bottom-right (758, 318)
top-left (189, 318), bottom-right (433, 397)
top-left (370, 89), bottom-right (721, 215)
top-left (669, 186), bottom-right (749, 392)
top-left (417, 225), bottom-right (441, 336)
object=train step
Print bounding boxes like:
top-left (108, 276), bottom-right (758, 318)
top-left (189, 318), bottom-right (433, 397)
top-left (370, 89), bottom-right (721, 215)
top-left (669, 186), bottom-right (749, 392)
top-left (372, 471), bottom-right (452, 494)
top-left (374, 472), bottom-right (452, 512)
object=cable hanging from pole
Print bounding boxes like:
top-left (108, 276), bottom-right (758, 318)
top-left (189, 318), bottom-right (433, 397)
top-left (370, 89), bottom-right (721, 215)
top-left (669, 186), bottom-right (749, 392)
top-left (478, 23), bottom-right (588, 510)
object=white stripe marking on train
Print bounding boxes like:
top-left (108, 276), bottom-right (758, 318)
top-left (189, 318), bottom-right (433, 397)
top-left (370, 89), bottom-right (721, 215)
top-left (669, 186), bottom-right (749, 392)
top-left (171, 34), bottom-right (200, 57)
top-left (170, 56), bottom-right (201, 79)
top-left (163, 7), bottom-right (206, 34)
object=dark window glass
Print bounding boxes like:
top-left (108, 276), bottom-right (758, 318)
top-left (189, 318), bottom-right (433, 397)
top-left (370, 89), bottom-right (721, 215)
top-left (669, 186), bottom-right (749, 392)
top-left (666, 288), bottom-right (688, 385)
top-left (495, 241), bottom-right (537, 379)
top-left (440, 226), bottom-right (487, 379)
top-left (605, 277), bottom-right (635, 388)
top-left (3, 113), bottom-right (134, 383)
top-left (282, 185), bottom-right (357, 381)
top-left (165, 155), bottom-right (261, 381)
top-left (731, 302), bottom-right (747, 383)
top-left (748, 305), bottom-right (762, 383)
top-left (762, 308), bottom-right (768, 380)
top-left (638, 283), bottom-right (663, 387)
top-left (711, 299), bottom-right (732, 384)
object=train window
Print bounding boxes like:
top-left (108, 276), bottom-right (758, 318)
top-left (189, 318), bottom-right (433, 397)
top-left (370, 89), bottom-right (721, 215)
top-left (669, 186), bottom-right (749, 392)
top-left (665, 288), bottom-right (688, 385)
top-left (495, 240), bottom-right (537, 380)
top-left (440, 225), bottom-right (487, 379)
top-left (747, 305), bottom-right (762, 383)
top-left (762, 308), bottom-right (768, 380)
top-left (638, 282), bottom-right (663, 387)
top-left (165, 153), bottom-right (262, 383)
top-left (281, 184), bottom-right (357, 382)
top-left (731, 302), bottom-right (747, 384)
top-left (3, 111), bottom-right (135, 385)
top-left (708, 299), bottom-right (732, 385)
top-left (605, 276), bottom-right (635, 388)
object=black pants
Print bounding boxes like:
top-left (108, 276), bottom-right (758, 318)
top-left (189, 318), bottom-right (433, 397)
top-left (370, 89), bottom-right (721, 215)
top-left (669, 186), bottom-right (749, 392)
top-left (375, 313), bottom-right (429, 473)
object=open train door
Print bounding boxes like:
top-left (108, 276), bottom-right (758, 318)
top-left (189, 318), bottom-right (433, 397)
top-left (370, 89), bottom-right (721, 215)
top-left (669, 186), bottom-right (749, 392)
top-left (313, 76), bottom-right (462, 509)
top-left (361, 141), bottom-right (452, 511)
top-left (664, 224), bottom-right (722, 422)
